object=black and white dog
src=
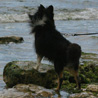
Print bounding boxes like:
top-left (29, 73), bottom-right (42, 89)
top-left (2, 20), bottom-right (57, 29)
top-left (28, 5), bottom-right (81, 91)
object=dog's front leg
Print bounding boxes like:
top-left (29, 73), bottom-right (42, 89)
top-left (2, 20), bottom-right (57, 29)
top-left (36, 54), bottom-right (43, 70)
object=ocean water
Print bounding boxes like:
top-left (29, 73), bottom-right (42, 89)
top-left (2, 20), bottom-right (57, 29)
top-left (0, 0), bottom-right (98, 22)
top-left (0, 0), bottom-right (98, 93)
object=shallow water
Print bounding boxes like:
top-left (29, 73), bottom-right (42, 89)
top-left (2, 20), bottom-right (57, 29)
top-left (0, 0), bottom-right (98, 95)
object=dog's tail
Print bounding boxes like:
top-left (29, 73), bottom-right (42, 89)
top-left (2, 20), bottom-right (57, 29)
top-left (67, 43), bottom-right (81, 62)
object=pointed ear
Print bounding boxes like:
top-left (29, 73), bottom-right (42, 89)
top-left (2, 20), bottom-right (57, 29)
top-left (40, 4), bottom-right (45, 9)
top-left (38, 4), bottom-right (45, 11)
top-left (47, 5), bottom-right (54, 13)
top-left (28, 14), bottom-right (33, 20)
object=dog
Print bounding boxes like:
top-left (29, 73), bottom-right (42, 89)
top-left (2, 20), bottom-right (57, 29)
top-left (28, 4), bottom-right (81, 91)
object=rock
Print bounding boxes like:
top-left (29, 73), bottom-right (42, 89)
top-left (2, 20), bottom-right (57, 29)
top-left (86, 84), bottom-right (98, 92)
top-left (3, 61), bottom-right (98, 98)
top-left (0, 84), bottom-right (70, 98)
top-left (69, 92), bottom-right (98, 98)
top-left (15, 84), bottom-right (54, 97)
top-left (0, 84), bottom-right (54, 98)
top-left (0, 36), bottom-right (23, 44)
top-left (69, 92), bottom-right (92, 98)
top-left (87, 95), bottom-right (98, 98)
top-left (3, 61), bottom-right (57, 88)
top-left (3, 60), bottom-right (98, 91)
top-left (69, 84), bottom-right (98, 98)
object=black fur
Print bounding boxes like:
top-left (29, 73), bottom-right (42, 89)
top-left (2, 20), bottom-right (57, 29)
top-left (29, 5), bottom-right (81, 91)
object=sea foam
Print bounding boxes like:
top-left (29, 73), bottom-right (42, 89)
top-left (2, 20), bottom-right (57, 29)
top-left (0, 8), bottom-right (98, 23)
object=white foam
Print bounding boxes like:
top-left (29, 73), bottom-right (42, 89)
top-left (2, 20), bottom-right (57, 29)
top-left (55, 8), bottom-right (98, 20)
top-left (0, 13), bottom-right (29, 23)
top-left (0, 8), bottom-right (98, 23)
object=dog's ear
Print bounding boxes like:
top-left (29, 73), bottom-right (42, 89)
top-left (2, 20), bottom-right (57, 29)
top-left (38, 4), bottom-right (45, 12)
top-left (47, 5), bottom-right (54, 13)
top-left (46, 5), bottom-right (54, 20)
top-left (40, 4), bottom-right (45, 8)
top-left (28, 14), bottom-right (33, 20)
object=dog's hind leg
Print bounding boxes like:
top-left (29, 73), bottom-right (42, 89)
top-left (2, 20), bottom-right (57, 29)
top-left (70, 69), bottom-right (81, 89)
top-left (36, 54), bottom-right (43, 70)
top-left (54, 62), bottom-right (64, 92)
top-left (74, 70), bottom-right (81, 89)
top-left (56, 71), bottom-right (63, 91)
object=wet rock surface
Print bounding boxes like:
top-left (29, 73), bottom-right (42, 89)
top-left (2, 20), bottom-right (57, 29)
top-left (0, 84), bottom-right (54, 98)
top-left (0, 36), bottom-right (23, 44)
top-left (0, 84), bottom-right (70, 98)
top-left (2, 60), bottom-right (98, 98)
top-left (86, 84), bottom-right (98, 92)
top-left (3, 61), bottom-right (57, 88)
top-left (1, 84), bottom-right (98, 98)
top-left (69, 84), bottom-right (98, 98)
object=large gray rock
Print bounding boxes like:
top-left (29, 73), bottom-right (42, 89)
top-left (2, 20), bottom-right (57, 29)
top-left (0, 36), bottom-right (23, 44)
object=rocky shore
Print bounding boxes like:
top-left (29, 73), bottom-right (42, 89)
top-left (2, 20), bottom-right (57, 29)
top-left (1, 84), bottom-right (98, 98)
top-left (1, 54), bottom-right (98, 98)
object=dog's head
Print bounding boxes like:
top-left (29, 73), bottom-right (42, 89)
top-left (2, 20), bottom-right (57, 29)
top-left (28, 5), bottom-right (54, 29)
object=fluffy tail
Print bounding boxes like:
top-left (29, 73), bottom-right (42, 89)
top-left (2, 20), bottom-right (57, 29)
top-left (67, 43), bottom-right (81, 62)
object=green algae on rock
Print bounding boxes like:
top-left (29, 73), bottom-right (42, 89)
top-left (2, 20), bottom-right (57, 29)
top-left (61, 62), bottom-right (98, 93)
top-left (3, 60), bottom-right (98, 95)
top-left (0, 36), bottom-right (23, 44)
top-left (3, 61), bottom-right (57, 88)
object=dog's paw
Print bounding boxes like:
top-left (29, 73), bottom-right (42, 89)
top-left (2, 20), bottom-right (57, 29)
top-left (54, 88), bottom-right (59, 93)
top-left (54, 88), bottom-right (61, 97)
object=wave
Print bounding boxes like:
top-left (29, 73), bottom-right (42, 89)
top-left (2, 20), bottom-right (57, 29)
top-left (55, 8), bottom-right (98, 20)
top-left (0, 8), bottom-right (98, 23)
top-left (0, 14), bottom-right (29, 23)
